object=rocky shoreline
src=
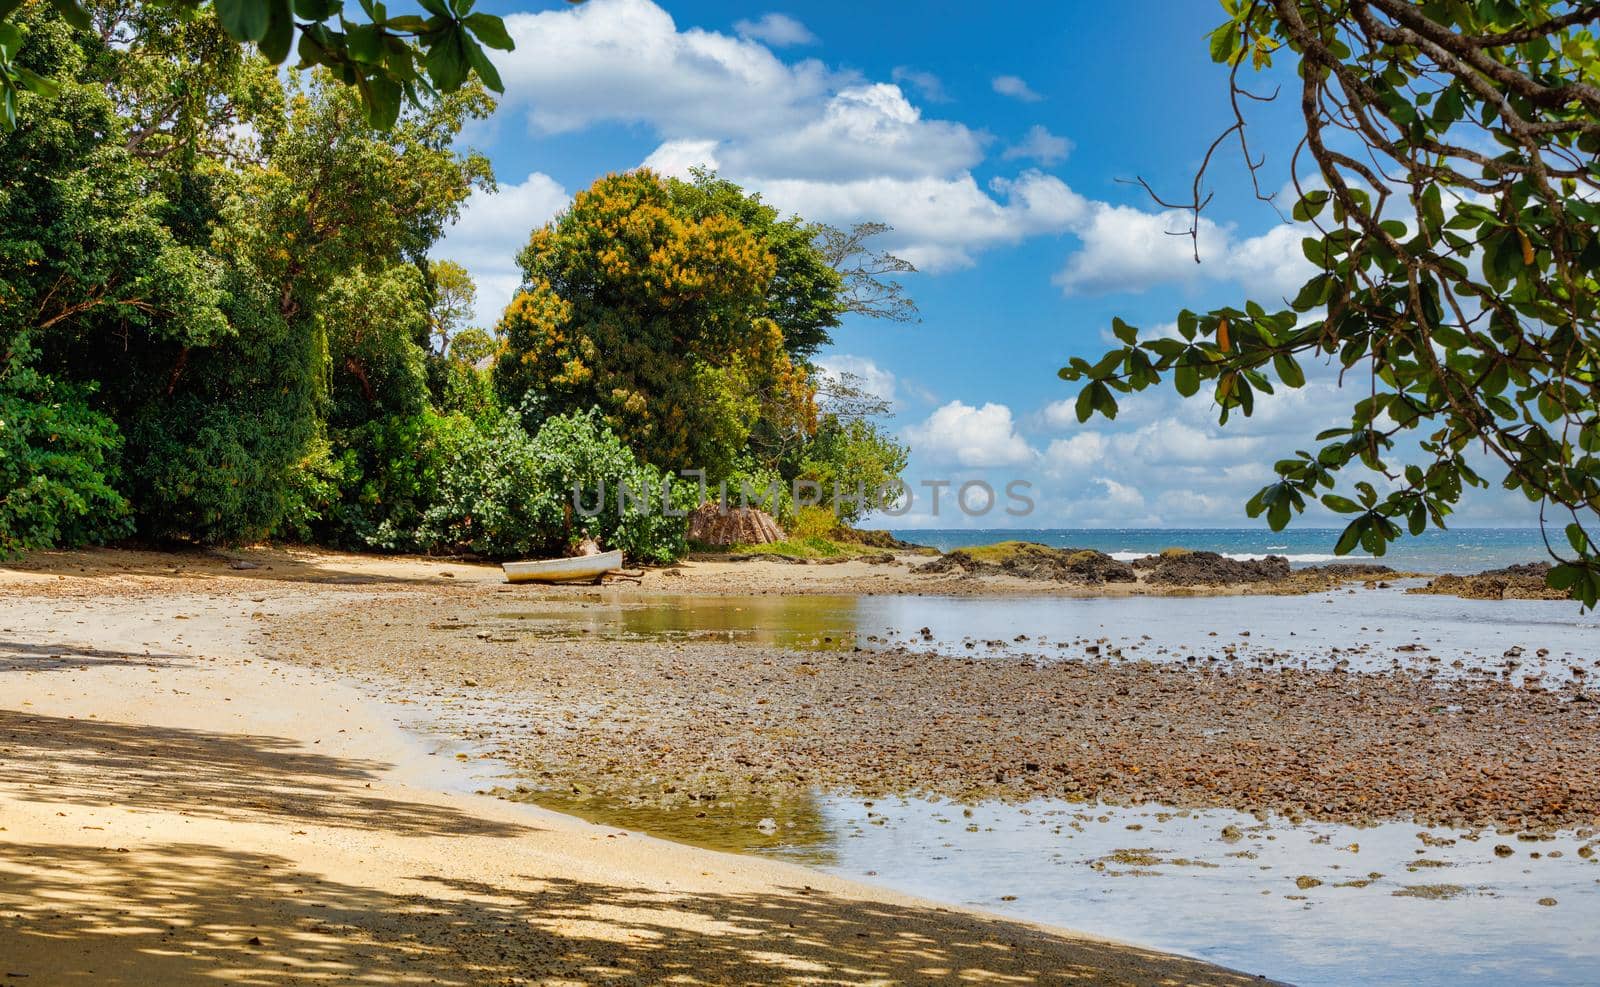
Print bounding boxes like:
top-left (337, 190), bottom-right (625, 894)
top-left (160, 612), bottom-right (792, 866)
top-left (269, 587), bottom-right (1600, 835)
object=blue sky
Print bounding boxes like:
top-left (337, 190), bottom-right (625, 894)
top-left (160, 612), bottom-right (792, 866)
top-left (437, 0), bottom-right (1537, 529)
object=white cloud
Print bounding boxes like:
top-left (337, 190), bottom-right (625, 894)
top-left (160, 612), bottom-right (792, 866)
top-left (722, 83), bottom-right (985, 181)
top-left (1002, 124), bottom-right (1072, 165)
top-left (483, 1), bottom-right (1107, 278)
top-left (1053, 203), bottom-right (1318, 300)
top-left (904, 401), bottom-right (1037, 467)
top-left (1097, 478), bottom-right (1146, 511)
top-left (891, 66), bottom-right (948, 103)
top-left (435, 171), bottom-right (570, 326)
top-left (1053, 203), bottom-right (1219, 295)
top-left (497, 0), bottom-right (837, 137)
top-left (756, 170), bottom-right (1088, 271)
top-left (814, 354), bottom-right (897, 406)
top-left (1042, 432), bottom-right (1107, 472)
top-left (733, 12), bottom-right (816, 46)
top-left (992, 74), bottom-right (1043, 102)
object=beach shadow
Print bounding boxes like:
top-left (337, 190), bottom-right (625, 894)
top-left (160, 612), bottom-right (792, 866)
top-left (0, 710), bottom-right (532, 841)
top-left (0, 840), bottom-right (1268, 986)
top-left (0, 639), bottom-right (189, 672)
top-left (1, 545), bottom-right (487, 588)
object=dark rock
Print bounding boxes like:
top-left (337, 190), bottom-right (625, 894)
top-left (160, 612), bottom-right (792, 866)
top-left (1136, 550), bottom-right (1291, 586)
top-left (914, 543), bottom-right (1136, 584)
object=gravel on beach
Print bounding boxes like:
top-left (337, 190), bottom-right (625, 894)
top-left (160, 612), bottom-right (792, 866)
top-left (271, 592), bottom-right (1600, 833)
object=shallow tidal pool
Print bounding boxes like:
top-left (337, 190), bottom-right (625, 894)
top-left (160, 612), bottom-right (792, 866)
top-left (472, 587), bottom-right (1600, 985)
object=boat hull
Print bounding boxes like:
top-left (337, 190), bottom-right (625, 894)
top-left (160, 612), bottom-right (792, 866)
top-left (502, 550), bottom-right (624, 584)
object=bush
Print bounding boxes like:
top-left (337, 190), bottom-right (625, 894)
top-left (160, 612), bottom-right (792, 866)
top-left (0, 369), bottom-right (133, 555)
top-left (790, 505), bottom-right (840, 540)
top-left (414, 407), bottom-right (687, 562)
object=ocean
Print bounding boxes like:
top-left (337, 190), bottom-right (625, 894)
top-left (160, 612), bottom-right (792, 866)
top-left (889, 526), bottom-right (1551, 574)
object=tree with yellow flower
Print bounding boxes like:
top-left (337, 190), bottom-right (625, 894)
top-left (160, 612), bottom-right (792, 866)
top-left (495, 170), bottom-right (816, 480)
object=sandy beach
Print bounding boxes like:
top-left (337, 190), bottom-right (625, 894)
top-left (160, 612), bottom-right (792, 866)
top-left (0, 546), bottom-right (1268, 985)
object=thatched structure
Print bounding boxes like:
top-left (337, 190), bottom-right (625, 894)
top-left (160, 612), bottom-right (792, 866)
top-left (686, 504), bottom-right (783, 546)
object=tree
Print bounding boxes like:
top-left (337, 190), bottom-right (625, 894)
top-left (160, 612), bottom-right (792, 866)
top-left (666, 168), bottom-right (845, 361)
top-left (1, 0), bottom-right (539, 130)
top-left (425, 258), bottom-right (476, 355)
top-left (495, 170), bottom-right (814, 479)
top-left (1061, 0), bottom-right (1600, 606)
top-left (814, 221), bottom-right (920, 325)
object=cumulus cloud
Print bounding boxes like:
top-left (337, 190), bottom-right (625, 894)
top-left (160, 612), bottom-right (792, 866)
top-left (891, 66), bottom-right (949, 103)
top-left (1053, 203), bottom-right (1220, 295)
top-left (435, 171), bottom-right (570, 326)
top-left (991, 74), bottom-right (1043, 102)
top-left (723, 83), bottom-right (985, 181)
top-left (903, 401), bottom-right (1037, 467)
top-left (733, 12), bottom-right (816, 46)
top-left (1002, 124), bottom-right (1072, 165)
top-left (1041, 432), bottom-right (1107, 471)
top-left (482, 0), bottom-right (1104, 270)
top-left (496, 0), bottom-right (836, 136)
top-left (1053, 203), bottom-right (1319, 301)
top-left (755, 170), bottom-right (1088, 271)
top-left (814, 354), bottom-right (898, 406)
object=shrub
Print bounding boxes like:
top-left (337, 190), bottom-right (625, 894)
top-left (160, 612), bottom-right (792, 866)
top-left (0, 369), bottom-right (132, 555)
top-left (415, 407), bottom-right (687, 562)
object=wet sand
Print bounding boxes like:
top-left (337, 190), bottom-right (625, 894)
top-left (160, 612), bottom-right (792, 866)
top-left (0, 546), bottom-right (1267, 985)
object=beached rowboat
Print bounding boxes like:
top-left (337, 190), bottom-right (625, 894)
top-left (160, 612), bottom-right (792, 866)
top-left (501, 550), bottom-right (623, 584)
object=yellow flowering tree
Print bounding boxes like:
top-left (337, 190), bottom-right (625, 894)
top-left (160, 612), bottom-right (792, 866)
top-left (495, 170), bottom-right (815, 479)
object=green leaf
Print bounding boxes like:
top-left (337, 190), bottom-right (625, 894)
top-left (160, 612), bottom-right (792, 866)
top-left (461, 34), bottom-right (502, 92)
top-left (214, 0), bottom-right (274, 42)
top-left (462, 12), bottom-right (514, 50)
top-left (362, 73), bottom-right (402, 129)
top-left (424, 27), bottom-right (470, 91)
top-left (259, 0), bottom-right (294, 64)
top-left (1272, 353), bottom-right (1305, 388)
top-left (1567, 523), bottom-right (1591, 557)
top-left (1547, 563), bottom-right (1582, 591)
top-left (1207, 21), bottom-right (1237, 63)
top-left (1074, 385), bottom-right (1095, 423)
top-left (294, 0), bottom-right (341, 20)
top-left (347, 23), bottom-right (383, 63)
top-left (1334, 517), bottom-right (1365, 556)
top-left (1321, 494), bottom-right (1361, 513)
top-left (12, 65), bottom-right (59, 97)
top-left (45, 0), bottom-right (91, 31)
top-left (1111, 317), bottom-right (1138, 345)
top-left (1173, 363), bottom-right (1200, 398)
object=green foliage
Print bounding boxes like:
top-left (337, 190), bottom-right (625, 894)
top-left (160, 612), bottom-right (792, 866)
top-left (121, 273), bottom-right (322, 542)
top-left (415, 408), bottom-right (687, 562)
top-left (426, 257), bottom-right (478, 355)
top-left (494, 169), bottom-right (815, 480)
top-left (789, 504), bottom-right (842, 541)
top-left (1061, 0), bottom-right (1600, 606)
top-left (666, 168), bottom-right (845, 360)
top-left (800, 415), bottom-right (908, 525)
top-left (1, 0), bottom-right (531, 130)
top-left (0, 366), bottom-right (131, 555)
top-left (1, 5), bottom-right (904, 565)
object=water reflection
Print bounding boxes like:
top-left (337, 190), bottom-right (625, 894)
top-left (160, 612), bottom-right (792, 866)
top-left (495, 589), bottom-right (1600, 683)
top-left (478, 589), bottom-right (1600, 984)
top-left (500, 781), bottom-right (842, 866)
top-left (495, 774), bottom-right (1600, 987)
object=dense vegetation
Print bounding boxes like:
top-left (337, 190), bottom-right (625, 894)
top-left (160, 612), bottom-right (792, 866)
top-left (1, 2), bottom-right (907, 561)
top-left (1062, 0), bottom-right (1600, 606)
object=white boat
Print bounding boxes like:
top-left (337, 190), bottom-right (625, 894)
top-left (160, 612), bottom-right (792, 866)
top-left (502, 550), bottom-right (624, 584)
